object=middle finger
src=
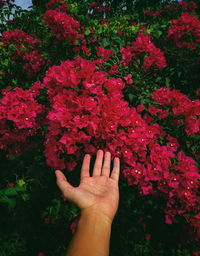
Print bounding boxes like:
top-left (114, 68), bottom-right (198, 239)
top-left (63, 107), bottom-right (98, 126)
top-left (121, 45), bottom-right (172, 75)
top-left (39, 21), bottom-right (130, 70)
top-left (92, 149), bottom-right (104, 176)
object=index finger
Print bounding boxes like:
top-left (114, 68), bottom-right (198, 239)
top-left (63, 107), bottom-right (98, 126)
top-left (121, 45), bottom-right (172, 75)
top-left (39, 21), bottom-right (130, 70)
top-left (80, 154), bottom-right (91, 179)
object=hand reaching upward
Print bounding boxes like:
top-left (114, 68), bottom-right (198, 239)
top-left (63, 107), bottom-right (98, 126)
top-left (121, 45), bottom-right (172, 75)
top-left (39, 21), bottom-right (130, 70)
top-left (55, 150), bottom-right (120, 224)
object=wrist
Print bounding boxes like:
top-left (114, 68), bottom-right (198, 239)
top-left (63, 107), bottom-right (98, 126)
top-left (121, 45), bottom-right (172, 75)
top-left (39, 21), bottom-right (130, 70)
top-left (80, 207), bottom-right (113, 227)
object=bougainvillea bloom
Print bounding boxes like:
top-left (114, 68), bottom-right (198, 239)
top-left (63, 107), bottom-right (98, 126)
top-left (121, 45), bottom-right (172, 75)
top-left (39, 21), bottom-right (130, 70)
top-left (152, 87), bottom-right (200, 135)
top-left (121, 31), bottom-right (167, 71)
top-left (95, 46), bottom-right (114, 62)
top-left (0, 87), bottom-right (45, 155)
top-left (2, 29), bottom-right (41, 48)
top-left (43, 10), bottom-right (80, 44)
top-left (178, 1), bottom-right (197, 12)
top-left (1, 30), bottom-right (46, 77)
top-left (34, 56), bottom-right (200, 232)
top-left (167, 12), bottom-right (200, 49)
top-left (45, 0), bottom-right (68, 11)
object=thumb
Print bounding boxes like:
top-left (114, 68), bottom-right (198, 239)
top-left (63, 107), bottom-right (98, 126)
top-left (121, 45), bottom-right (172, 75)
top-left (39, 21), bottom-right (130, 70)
top-left (55, 170), bottom-right (75, 200)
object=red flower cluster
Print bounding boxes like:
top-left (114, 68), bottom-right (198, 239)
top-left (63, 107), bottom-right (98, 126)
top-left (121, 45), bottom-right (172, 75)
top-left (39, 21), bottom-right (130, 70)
top-left (39, 57), bottom-right (199, 229)
top-left (45, 0), bottom-right (68, 12)
top-left (178, 1), bottom-right (197, 12)
top-left (43, 57), bottom-right (126, 169)
top-left (94, 46), bottom-right (114, 65)
top-left (152, 87), bottom-right (200, 135)
top-left (89, 1), bottom-right (111, 15)
top-left (108, 64), bottom-right (119, 74)
top-left (1, 30), bottom-right (46, 78)
top-left (16, 49), bottom-right (46, 78)
top-left (164, 151), bottom-right (200, 224)
top-left (120, 31), bottom-right (167, 71)
top-left (86, 27), bottom-right (98, 43)
top-left (167, 12), bottom-right (200, 49)
top-left (148, 105), bottom-right (169, 119)
top-left (143, 1), bottom-right (197, 17)
top-left (0, 87), bottom-right (45, 155)
top-left (189, 213), bottom-right (200, 238)
top-left (143, 10), bottom-right (163, 17)
top-left (2, 29), bottom-right (41, 48)
top-left (96, 46), bottom-right (114, 61)
top-left (43, 9), bottom-right (80, 44)
top-left (73, 37), bottom-right (91, 57)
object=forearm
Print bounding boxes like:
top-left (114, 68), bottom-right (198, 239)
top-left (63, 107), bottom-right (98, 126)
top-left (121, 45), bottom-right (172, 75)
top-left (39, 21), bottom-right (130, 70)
top-left (66, 209), bottom-right (112, 256)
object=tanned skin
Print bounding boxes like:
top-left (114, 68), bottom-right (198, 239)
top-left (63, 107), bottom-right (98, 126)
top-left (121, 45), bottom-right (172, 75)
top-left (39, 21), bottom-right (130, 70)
top-left (55, 149), bottom-right (120, 256)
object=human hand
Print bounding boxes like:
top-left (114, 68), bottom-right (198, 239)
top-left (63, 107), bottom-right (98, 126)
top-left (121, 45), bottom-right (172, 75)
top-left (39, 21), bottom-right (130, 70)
top-left (55, 150), bottom-right (120, 224)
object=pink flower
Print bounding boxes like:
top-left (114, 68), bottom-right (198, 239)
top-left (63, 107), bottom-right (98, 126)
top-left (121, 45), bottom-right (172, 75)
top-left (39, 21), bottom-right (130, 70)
top-left (117, 30), bottom-right (124, 36)
top-left (148, 106), bottom-right (169, 118)
top-left (108, 64), bottom-right (119, 74)
top-left (95, 46), bottom-right (114, 61)
top-left (38, 253), bottom-right (46, 256)
top-left (45, 0), bottom-right (68, 11)
top-left (145, 233), bottom-right (151, 241)
top-left (140, 181), bottom-right (153, 195)
top-left (0, 88), bottom-right (44, 129)
top-left (0, 87), bottom-right (44, 155)
top-left (136, 105), bottom-right (145, 113)
top-left (70, 217), bottom-right (79, 234)
top-left (144, 10), bottom-right (163, 17)
top-left (165, 214), bottom-right (173, 225)
top-left (89, 2), bottom-right (100, 8)
top-left (38, 56), bottom-right (200, 230)
top-left (44, 216), bottom-right (51, 224)
top-left (167, 13), bottom-right (200, 49)
top-left (43, 10), bottom-right (80, 44)
top-left (124, 74), bottom-right (133, 84)
top-left (166, 135), bottom-right (179, 152)
top-left (185, 116), bottom-right (200, 135)
top-left (2, 30), bottom-right (46, 77)
top-left (178, 1), bottom-right (197, 12)
top-left (2, 29), bottom-right (41, 47)
top-left (120, 32), bottom-right (167, 71)
top-left (7, 183), bottom-right (14, 188)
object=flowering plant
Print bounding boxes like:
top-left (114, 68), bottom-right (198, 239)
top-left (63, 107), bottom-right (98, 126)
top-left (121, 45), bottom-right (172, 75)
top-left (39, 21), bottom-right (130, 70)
top-left (0, 0), bottom-right (199, 255)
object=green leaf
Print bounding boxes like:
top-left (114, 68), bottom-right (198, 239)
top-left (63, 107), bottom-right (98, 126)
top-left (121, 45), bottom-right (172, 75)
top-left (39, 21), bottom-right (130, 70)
top-left (0, 196), bottom-right (16, 208)
top-left (101, 38), bottom-right (110, 48)
top-left (155, 76), bottom-right (162, 82)
top-left (84, 27), bottom-right (90, 36)
top-left (7, 198), bottom-right (16, 208)
top-left (145, 29), bottom-right (152, 34)
top-left (165, 77), bottom-right (170, 87)
top-left (154, 30), bottom-right (162, 38)
top-left (4, 188), bottom-right (18, 196)
top-left (15, 185), bottom-right (26, 192)
top-left (17, 179), bottom-right (26, 186)
top-left (130, 26), bottom-right (139, 32)
top-left (22, 193), bottom-right (29, 201)
top-left (128, 94), bottom-right (134, 102)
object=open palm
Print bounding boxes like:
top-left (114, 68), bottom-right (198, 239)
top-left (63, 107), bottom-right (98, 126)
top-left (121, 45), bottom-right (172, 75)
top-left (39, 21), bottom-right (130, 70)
top-left (55, 150), bottom-right (120, 223)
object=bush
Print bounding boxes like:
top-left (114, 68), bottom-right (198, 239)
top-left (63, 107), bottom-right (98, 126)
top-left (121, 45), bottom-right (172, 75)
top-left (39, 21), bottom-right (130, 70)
top-left (0, 0), bottom-right (199, 255)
